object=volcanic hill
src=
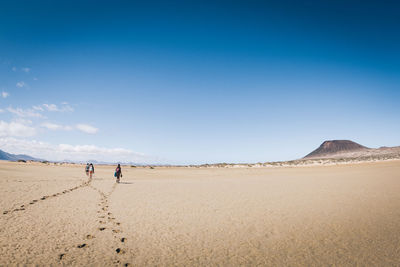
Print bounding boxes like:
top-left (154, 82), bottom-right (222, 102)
top-left (304, 140), bottom-right (368, 159)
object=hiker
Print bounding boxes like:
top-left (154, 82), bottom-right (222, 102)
top-left (115, 164), bottom-right (122, 183)
top-left (89, 163), bottom-right (95, 179)
top-left (85, 163), bottom-right (90, 176)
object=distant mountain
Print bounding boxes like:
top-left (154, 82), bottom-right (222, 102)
top-left (0, 149), bottom-right (41, 162)
top-left (304, 140), bottom-right (368, 159)
top-left (304, 140), bottom-right (400, 160)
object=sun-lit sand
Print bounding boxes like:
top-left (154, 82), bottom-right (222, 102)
top-left (1, 160), bottom-right (400, 266)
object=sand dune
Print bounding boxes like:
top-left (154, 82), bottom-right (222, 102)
top-left (1, 160), bottom-right (400, 265)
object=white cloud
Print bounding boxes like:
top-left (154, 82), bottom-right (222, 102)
top-left (33, 77), bottom-right (38, 81)
top-left (36, 103), bottom-right (74, 112)
top-left (43, 103), bottom-right (58, 111)
top-left (12, 67), bottom-right (17, 72)
top-left (62, 104), bottom-right (74, 112)
top-left (76, 124), bottom-right (98, 134)
top-left (41, 122), bottom-right (62, 130)
top-left (0, 109), bottom-right (4, 113)
top-left (16, 81), bottom-right (26, 88)
top-left (58, 144), bottom-right (133, 155)
top-left (1, 91), bottom-right (9, 98)
top-left (7, 107), bottom-right (44, 118)
top-left (0, 121), bottom-right (36, 137)
top-left (41, 121), bottom-right (101, 134)
top-left (0, 137), bottom-right (157, 163)
top-left (41, 122), bottom-right (72, 131)
top-left (21, 67), bottom-right (31, 73)
top-left (32, 105), bottom-right (44, 111)
top-left (13, 118), bottom-right (33, 125)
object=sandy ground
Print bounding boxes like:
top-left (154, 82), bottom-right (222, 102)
top-left (1, 161), bottom-right (400, 266)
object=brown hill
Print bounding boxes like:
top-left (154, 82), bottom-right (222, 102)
top-left (304, 140), bottom-right (368, 159)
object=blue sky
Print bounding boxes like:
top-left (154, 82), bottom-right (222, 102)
top-left (0, 0), bottom-right (399, 164)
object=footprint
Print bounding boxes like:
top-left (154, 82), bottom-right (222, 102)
top-left (115, 222), bottom-right (121, 226)
top-left (99, 221), bottom-right (106, 224)
top-left (41, 197), bottom-right (47, 200)
top-left (59, 253), bottom-right (65, 260)
top-left (86, 234), bottom-right (95, 239)
top-left (124, 264), bottom-right (130, 267)
top-left (116, 248), bottom-right (124, 254)
top-left (112, 229), bottom-right (121, 233)
top-left (121, 237), bottom-right (126, 242)
top-left (77, 244), bottom-right (86, 248)
top-left (99, 227), bottom-right (106, 231)
top-left (32, 200), bottom-right (38, 203)
top-left (3, 211), bottom-right (8, 215)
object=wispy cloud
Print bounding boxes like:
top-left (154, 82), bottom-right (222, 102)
top-left (43, 104), bottom-right (58, 111)
top-left (32, 105), bottom-right (44, 111)
top-left (58, 144), bottom-right (133, 156)
top-left (11, 67), bottom-right (31, 73)
top-left (7, 107), bottom-right (44, 118)
top-left (13, 118), bottom-right (33, 125)
top-left (1, 91), bottom-right (9, 98)
top-left (0, 120), bottom-right (36, 137)
top-left (41, 121), bottom-right (100, 134)
top-left (0, 137), bottom-right (157, 163)
top-left (76, 124), bottom-right (99, 134)
top-left (34, 103), bottom-right (74, 112)
top-left (6, 102), bottom-right (74, 121)
top-left (16, 81), bottom-right (27, 88)
top-left (41, 122), bottom-right (72, 131)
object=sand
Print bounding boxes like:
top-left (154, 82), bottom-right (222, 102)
top-left (1, 161), bottom-right (400, 266)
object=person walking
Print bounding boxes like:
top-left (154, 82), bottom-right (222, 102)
top-left (89, 163), bottom-right (95, 179)
top-left (115, 164), bottom-right (122, 183)
top-left (85, 163), bottom-right (90, 176)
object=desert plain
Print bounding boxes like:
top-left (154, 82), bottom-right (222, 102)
top-left (1, 160), bottom-right (400, 266)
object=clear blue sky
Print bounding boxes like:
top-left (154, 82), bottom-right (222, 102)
top-left (0, 0), bottom-right (399, 164)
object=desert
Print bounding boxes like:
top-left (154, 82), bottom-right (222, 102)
top-left (2, 1), bottom-right (400, 266)
top-left (1, 160), bottom-right (400, 266)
